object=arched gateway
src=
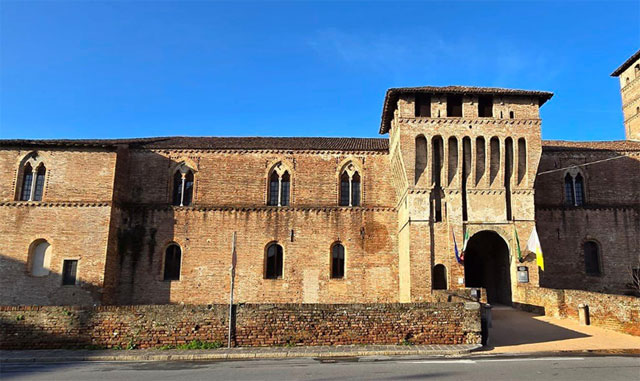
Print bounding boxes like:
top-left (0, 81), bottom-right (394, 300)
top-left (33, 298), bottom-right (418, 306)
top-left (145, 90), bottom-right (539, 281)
top-left (464, 230), bottom-right (512, 305)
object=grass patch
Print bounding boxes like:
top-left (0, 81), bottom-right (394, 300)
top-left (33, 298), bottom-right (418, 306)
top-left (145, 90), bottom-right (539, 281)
top-left (157, 340), bottom-right (224, 350)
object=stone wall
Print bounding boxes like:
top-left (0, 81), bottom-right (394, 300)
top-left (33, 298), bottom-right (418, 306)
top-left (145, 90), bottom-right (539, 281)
top-left (0, 303), bottom-right (481, 349)
top-left (515, 287), bottom-right (640, 336)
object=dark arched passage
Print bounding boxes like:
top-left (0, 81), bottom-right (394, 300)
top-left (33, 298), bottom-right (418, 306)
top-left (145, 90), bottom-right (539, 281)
top-left (464, 230), bottom-right (512, 305)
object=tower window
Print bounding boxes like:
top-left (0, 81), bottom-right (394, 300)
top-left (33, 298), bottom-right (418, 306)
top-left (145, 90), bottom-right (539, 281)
top-left (447, 95), bottom-right (463, 117)
top-left (509, 111), bottom-right (515, 119)
top-left (415, 94), bottom-right (431, 117)
top-left (478, 95), bottom-right (493, 117)
top-left (18, 156), bottom-right (47, 202)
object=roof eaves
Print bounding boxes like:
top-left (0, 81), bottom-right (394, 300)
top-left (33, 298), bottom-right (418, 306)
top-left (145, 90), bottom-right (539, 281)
top-left (611, 49), bottom-right (640, 77)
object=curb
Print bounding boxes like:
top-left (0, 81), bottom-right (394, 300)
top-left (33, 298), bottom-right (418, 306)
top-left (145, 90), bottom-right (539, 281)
top-left (0, 345), bottom-right (482, 363)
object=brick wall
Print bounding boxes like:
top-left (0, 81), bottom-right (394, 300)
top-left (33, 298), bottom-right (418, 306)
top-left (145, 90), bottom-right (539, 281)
top-left (0, 303), bottom-right (481, 349)
top-left (515, 287), bottom-right (640, 336)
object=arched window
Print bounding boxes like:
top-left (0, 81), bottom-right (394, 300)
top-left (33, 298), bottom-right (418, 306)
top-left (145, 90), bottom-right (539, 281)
top-left (574, 174), bottom-right (584, 206)
top-left (33, 164), bottom-right (46, 201)
top-left (432, 264), bottom-right (447, 290)
top-left (339, 162), bottom-right (361, 207)
top-left (267, 163), bottom-right (290, 206)
top-left (564, 174), bottom-right (575, 205)
top-left (265, 243), bottom-right (283, 279)
top-left (584, 241), bottom-right (601, 276)
top-left (331, 243), bottom-right (345, 279)
top-left (17, 153), bottom-right (47, 202)
top-left (172, 165), bottom-right (194, 206)
top-left (626, 77), bottom-right (630, 85)
top-left (29, 240), bottom-right (51, 277)
top-left (635, 64), bottom-right (640, 76)
top-left (20, 163), bottom-right (34, 201)
top-left (509, 111), bottom-right (515, 119)
top-left (163, 244), bottom-right (182, 281)
top-left (564, 171), bottom-right (585, 206)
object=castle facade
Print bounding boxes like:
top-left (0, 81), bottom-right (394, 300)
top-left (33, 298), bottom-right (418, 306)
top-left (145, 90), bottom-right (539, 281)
top-left (1, 51), bottom-right (638, 307)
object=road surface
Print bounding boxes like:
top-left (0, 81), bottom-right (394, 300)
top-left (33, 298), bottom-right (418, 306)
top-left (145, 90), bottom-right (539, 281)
top-left (1, 355), bottom-right (639, 380)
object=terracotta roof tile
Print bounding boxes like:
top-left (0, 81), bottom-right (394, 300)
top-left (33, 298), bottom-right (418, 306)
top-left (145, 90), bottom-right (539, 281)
top-left (542, 139), bottom-right (640, 151)
top-left (0, 136), bottom-right (390, 152)
top-left (611, 49), bottom-right (640, 77)
top-left (379, 85), bottom-right (554, 134)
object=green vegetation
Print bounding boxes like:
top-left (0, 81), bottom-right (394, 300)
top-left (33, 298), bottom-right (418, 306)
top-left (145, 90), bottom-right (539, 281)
top-left (156, 340), bottom-right (224, 350)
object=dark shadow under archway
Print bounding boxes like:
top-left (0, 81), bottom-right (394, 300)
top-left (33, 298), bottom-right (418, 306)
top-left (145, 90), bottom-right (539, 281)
top-left (464, 231), bottom-right (512, 305)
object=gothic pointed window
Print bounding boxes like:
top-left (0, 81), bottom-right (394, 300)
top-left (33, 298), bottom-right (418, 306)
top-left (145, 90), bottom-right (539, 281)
top-left (20, 163), bottom-right (34, 201)
top-left (267, 163), bottom-right (291, 207)
top-left (331, 243), bottom-right (345, 279)
top-left (574, 174), bottom-right (584, 206)
top-left (339, 162), bottom-right (361, 207)
top-left (33, 165), bottom-right (46, 201)
top-left (172, 164), bottom-right (195, 206)
top-left (564, 171), bottom-right (586, 207)
top-left (17, 153), bottom-right (47, 202)
top-left (265, 243), bottom-right (283, 279)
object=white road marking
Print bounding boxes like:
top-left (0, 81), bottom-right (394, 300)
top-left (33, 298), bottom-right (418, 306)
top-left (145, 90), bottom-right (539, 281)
top-left (401, 360), bottom-right (476, 364)
top-left (476, 357), bottom-right (585, 362)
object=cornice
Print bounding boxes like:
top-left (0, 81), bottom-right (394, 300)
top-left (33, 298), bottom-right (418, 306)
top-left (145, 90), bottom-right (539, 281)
top-left (395, 118), bottom-right (542, 126)
top-left (134, 148), bottom-right (389, 156)
top-left (118, 204), bottom-right (396, 213)
top-left (0, 201), bottom-right (112, 208)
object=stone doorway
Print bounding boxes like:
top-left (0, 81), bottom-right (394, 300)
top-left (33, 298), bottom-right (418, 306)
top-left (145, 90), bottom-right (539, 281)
top-left (464, 230), bottom-right (512, 305)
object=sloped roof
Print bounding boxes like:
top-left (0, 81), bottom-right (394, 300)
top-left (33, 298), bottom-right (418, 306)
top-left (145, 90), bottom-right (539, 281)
top-left (0, 136), bottom-right (390, 152)
top-left (379, 85), bottom-right (554, 134)
top-left (611, 49), bottom-right (640, 77)
top-left (542, 139), bottom-right (640, 151)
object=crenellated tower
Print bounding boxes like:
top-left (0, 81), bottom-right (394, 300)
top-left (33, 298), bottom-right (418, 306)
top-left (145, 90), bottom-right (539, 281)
top-left (380, 86), bottom-right (553, 303)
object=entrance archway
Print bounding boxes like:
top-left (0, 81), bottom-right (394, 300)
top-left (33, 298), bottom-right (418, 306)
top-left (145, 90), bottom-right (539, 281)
top-left (464, 230), bottom-right (512, 305)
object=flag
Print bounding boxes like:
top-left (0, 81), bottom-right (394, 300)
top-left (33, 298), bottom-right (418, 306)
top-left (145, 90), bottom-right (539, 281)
top-left (460, 229), bottom-right (469, 262)
top-left (527, 227), bottom-right (545, 271)
top-left (514, 226), bottom-right (523, 263)
top-left (452, 228), bottom-right (463, 264)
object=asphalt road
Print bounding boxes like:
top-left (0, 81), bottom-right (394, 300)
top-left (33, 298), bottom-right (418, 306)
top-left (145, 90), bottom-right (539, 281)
top-left (1, 355), bottom-right (639, 380)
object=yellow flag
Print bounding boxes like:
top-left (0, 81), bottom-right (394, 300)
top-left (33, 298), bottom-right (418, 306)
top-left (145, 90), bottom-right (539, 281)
top-left (527, 227), bottom-right (544, 271)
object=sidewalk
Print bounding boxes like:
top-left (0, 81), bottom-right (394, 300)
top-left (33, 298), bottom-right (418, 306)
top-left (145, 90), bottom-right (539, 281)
top-left (0, 344), bottom-right (480, 363)
top-left (482, 306), bottom-right (640, 354)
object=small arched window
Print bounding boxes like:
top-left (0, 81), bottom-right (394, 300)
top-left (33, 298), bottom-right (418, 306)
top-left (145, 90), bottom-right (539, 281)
top-left (331, 243), bottom-right (345, 279)
top-left (509, 111), bottom-right (515, 119)
top-left (584, 241), bottom-right (601, 276)
top-left (267, 163), bottom-right (290, 207)
top-left (172, 166), bottom-right (194, 206)
top-left (636, 106), bottom-right (639, 115)
top-left (339, 162), bottom-right (361, 207)
top-left (432, 264), bottom-right (447, 290)
top-left (29, 240), bottom-right (51, 277)
top-left (635, 64), bottom-right (640, 76)
top-left (265, 243), bottom-right (283, 279)
top-left (626, 77), bottom-right (630, 85)
top-left (163, 244), bottom-right (182, 281)
top-left (564, 171), bottom-right (585, 206)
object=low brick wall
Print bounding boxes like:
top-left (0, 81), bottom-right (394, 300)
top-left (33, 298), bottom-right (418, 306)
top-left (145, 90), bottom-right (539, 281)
top-left (515, 287), bottom-right (640, 336)
top-left (0, 303), bottom-right (481, 349)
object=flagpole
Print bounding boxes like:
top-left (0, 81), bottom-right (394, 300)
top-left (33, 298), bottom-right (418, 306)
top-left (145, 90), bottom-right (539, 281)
top-left (228, 232), bottom-right (236, 349)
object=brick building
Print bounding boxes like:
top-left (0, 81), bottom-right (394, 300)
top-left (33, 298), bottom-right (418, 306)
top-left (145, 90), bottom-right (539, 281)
top-left (1, 50), bottom-right (638, 307)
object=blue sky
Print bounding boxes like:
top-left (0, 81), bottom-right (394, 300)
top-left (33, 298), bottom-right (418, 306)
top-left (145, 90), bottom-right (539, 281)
top-left (1, 1), bottom-right (638, 141)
